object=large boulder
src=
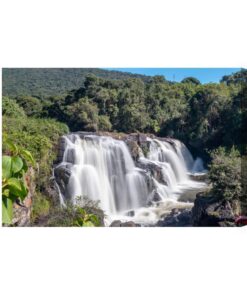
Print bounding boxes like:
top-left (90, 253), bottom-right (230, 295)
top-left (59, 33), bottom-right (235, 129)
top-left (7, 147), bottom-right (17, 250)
top-left (110, 220), bottom-right (140, 227)
top-left (156, 208), bottom-right (192, 227)
top-left (53, 163), bottom-right (72, 196)
top-left (188, 173), bottom-right (208, 182)
top-left (126, 140), bottom-right (143, 162)
top-left (191, 193), bottom-right (241, 226)
top-left (137, 160), bottom-right (168, 186)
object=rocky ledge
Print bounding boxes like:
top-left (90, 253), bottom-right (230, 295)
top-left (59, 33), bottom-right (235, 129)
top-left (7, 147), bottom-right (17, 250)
top-left (110, 220), bottom-right (141, 227)
top-left (191, 192), bottom-right (241, 227)
top-left (156, 208), bottom-right (192, 227)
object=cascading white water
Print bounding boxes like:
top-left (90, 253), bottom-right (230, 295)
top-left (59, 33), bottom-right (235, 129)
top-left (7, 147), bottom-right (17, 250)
top-left (59, 135), bottom-right (149, 214)
top-left (55, 134), bottom-right (207, 223)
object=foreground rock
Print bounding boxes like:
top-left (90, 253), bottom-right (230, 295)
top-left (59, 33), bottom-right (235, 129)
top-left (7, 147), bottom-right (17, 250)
top-left (188, 173), bottom-right (208, 182)
top-left (12, 168), bottom-right (35, 226)
top-left (192, 193), bottom-right (241, 227)
top-left (110, 220), bottom-right (141, 227)
top-left (156, 208), bottom-right (192, 227)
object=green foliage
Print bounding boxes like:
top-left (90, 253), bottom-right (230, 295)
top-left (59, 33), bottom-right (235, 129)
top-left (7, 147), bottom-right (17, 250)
top-left (208, 147), bottom-right (242, 201)
top-left (31, 196), bottom-right (104, 227)
top-left (2, 116), bottom-right (69, 192)
top-left (98, 115), bottom-right (112, 131)
top-left (46, 202), bottom-right (102, 227)
top-left (221, 69), bottom-right (247, 85)
top-left (64, 97), bottom-right (99, 131)
top-left (2, 141), bottom-right (34, 224)
top-left (21, 68), bottom-right (243, 157)
top-left (3, 68), bottom-right (150, 98)
top-left (15, 95), bottom-right (43, 117)
top-left (2, 96), bottom-right (26, 118)
top-left (30, 193), bottom-right (51, 224)
top-left (181, 77), bottom-right (201, 85)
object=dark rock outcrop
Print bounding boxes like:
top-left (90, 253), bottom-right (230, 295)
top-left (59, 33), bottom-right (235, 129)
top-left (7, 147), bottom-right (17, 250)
top-left (191, 193), bottom-right (241, 227)
top-left (137, 161), bottom-right (168, 186)
top-left (125, 140), bottom-right (143, 162)
top-left (54, 163), bottom-right (72, 196)
top-left (110, 220), bottom-right (140, 227)
top-left (188, 173), bottom-right (208, 182)
top-left (156, 208), bottom-right (192, 227)
top-left (56, 136), bottom-right (68, 164)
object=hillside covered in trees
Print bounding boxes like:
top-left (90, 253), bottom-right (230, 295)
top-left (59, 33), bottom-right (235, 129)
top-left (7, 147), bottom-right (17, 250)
top-left (2, 68), bottom-right (151, 98)
top-left (2, 68), bottom-right (247, 226)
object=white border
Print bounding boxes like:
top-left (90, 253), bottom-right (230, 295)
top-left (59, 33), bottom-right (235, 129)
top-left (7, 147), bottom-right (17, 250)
top-left (0, 1), bottom-right (247, 296)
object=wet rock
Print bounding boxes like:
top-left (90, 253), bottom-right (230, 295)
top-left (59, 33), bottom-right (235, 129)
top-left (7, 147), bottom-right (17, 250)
top-left (191, 193), bottom-right (239, 227)
top-left (54, 164), bottom-right (72, 196)
top-left (110, 220), bottom-right (122, 227)
top-left (126, 210), bottom-right (135, 217)
top-left (188, 173), bottom-right (208, 182)
top-left (55, 136), bottom-right (68, 164)
top-left (178, 187), bottom-right (204, 203)
top-left (137, 161), bottom-right (167, 186)
top-left (126, 140), bottom-right (143, 162)
top-left (110, 220), bottom-right (140, 227)
top-left (151, 190), bottom-right (162, 202)
top-left (156, 208), bottom-right (192, 227)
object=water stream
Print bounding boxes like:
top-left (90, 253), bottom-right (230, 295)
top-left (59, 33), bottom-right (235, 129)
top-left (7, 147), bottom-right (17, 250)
top-left (54, 134), bottom-right (207, 224)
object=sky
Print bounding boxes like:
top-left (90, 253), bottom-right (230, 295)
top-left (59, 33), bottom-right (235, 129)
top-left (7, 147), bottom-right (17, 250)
top-left (105, 68), bottom-right (241, 84)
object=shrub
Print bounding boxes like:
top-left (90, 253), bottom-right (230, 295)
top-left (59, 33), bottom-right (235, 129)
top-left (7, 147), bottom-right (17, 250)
top-left (30, 193), bottom-right (51, 224)
top-left (98, 115), bottom-right (112, 131)
top-left (2, 116), bottom-right (69, 192)
top-left (15, 95), bottom-right (43, 117)
top-left (2, 140), bottom-right (34, 224)
top-left (208, 147), bottom-right (242, 201)
top-left (2, 97), bottom-right (26, 118)
top-left (31, 196), bottom-right (104, 227)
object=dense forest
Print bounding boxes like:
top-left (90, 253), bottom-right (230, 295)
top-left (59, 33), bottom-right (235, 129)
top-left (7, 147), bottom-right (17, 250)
top-left (2, 68), bottom-right (150, 98)
top-left (2, 68), bottom-right (247, 226)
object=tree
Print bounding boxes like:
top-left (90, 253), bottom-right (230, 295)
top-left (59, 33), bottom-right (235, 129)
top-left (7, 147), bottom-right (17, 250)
top-left (15, 95), bottom-right (43, 117)
top-left (64, 97), bottom-right (99, 131)
top-left (98, 115), bottom-right (112, 131)
top-left (221, 69), bottom-right (247, 85)
top-left (181, 77), bottom-right (201, 85)
top-left (2, 97), bottom-right (26, 117)
top-left (208, 147), bottom-right (242, 201)
top-left (118, 104), bottom-right (149, 132)
top-left (187, 84), bottom-right (231, 149)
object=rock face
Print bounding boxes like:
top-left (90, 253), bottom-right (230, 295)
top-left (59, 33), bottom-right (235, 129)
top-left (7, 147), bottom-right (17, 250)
top-left (12, 167), bottom-right (35, 226)
top-left (191, 193), bottom-right (241, 227)
top-left (54, 163), bottom-right (72, 197)
top-left (137, 161), bottom-right (167, 186)
top-left (110, 220), bottom-right (140, 227)
top-left (156, 208), bottom-right (192, 227)
top-left (188, 173), bottom-right (208, 182)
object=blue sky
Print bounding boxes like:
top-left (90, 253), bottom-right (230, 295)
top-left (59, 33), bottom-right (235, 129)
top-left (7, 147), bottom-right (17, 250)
top-left (105, 68), bottom-right (241, 84)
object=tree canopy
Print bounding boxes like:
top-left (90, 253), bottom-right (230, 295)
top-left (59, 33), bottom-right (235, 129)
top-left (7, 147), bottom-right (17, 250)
top-left (3, 69), bottom-right (246, 157)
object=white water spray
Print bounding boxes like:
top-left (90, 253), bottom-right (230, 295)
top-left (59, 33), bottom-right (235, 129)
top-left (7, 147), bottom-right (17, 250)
top-left (55, 134), bottom-right (207, 222)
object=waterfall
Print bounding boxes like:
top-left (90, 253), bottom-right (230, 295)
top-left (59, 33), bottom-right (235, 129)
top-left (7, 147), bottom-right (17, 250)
top-left (147, 139), bottom-right (188, 182)
top-left (57, 134), bottom-right (149, 214)
top-left (55, 134), bottom-right (206, 220)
